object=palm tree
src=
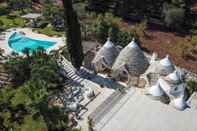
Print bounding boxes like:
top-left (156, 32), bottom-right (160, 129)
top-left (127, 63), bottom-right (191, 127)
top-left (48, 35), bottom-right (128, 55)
top-left (62, 0), bottom-right (84, 70)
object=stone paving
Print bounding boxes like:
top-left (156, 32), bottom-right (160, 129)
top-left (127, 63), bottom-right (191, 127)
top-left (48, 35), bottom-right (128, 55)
top-left (95, 89), bottom-right (197, 131)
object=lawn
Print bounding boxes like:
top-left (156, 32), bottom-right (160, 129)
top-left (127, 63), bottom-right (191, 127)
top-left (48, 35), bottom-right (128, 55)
top-left (0, 15), bottom-right (28, 29)
top-left (32, 27), bottom-right (64, 37)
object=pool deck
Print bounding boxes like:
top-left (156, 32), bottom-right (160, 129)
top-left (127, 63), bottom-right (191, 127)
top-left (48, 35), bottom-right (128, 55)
top-left (0, 28), bottom-right (65, 55)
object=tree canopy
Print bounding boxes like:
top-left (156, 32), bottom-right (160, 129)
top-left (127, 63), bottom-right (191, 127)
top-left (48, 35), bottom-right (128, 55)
top-left (0, 49), bottom-right (68, 131)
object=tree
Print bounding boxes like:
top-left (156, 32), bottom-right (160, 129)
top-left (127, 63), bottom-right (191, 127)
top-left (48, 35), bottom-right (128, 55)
top-left (62, 0), bottom-right (84, 70)
top-left (1, 49), bottom-right (68, 131)
top-left (5, 58), bottom-right (30, 86)
top-left (163, 4), bottom-right (185, 31)
top-left (8, 0), bottom-right (32, 11)
top-left (42, 0), bottom-right (64, 31)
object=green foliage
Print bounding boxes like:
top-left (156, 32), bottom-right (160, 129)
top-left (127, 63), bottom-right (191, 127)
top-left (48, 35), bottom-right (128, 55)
top-left (42, 0), bottom-right (53, 19)
top-left (5, 49), bottom-right (63, 87)
top-left (163, 4), bottom-right (185, 30)
top-left (42, 0), bottom-right (64, 31)
top-left (88, 117), bottom-right (94, 131)
top-left (92, 14), bottom-right (110, 43)
top-left (5, 58), bottom-right (30, 86)
top-left (72, 128), bottom-right (82, 131)
top-left (187, 80), bottom-right (197, 95)
top-left (92, 13), bottom-right (134, 46)
top-left (39, 103), bottom-right (68, 131)
top-left (32, 27), bottom-right (64, 37)
top-left (0, 15), bottom-right (28, 29)
top-left (63, 0), bottom-right (84, 70)
top-left (7, 0), bottom-right (32, 11)
top-left (1, 49), bottom-right (68, 131)
top-left (11, 86), bottom-right (32, 107)
top-left (87, 0), bottom-right (191, 31)
top-left (171, 0), bottom-right (186, 7)
top-left (192, 35), bottom-right (197, 42)
top-left (0, 3), bottom-right (9, 15)
top-left (19, 115), bottom-right (47, 131)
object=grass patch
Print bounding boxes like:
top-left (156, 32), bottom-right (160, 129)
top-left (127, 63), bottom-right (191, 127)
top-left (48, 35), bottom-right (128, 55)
top-left (192, 35), bottom-right (197, 42)
top-left (32, 27), bottom-right (64, 37)
top-left (0, 2), bottom-right (9, 15)
top-left (0, 15), bottom-right (28, 29)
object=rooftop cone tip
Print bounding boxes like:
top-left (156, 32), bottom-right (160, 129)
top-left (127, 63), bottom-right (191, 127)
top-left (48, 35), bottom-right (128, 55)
top-left (160, 55), bottom-right (173, 67)
top-left (128, 38), bottom-right (139, 49)
top-left (103, 37), bottom-right (114, 48)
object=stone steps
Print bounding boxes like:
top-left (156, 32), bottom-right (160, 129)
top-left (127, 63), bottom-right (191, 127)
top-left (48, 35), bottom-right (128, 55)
top-left (58, 56), bottom-right (85, 87)
top-left (94, 89), bottom-right (138, 131)
top-left (89, 90), bottom-right (126, 124)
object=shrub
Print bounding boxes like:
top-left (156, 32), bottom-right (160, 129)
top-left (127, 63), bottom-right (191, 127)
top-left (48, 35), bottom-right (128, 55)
top-left (92, 14), bottom-right (110, 43)
top-left (88, 117), bottom-right (94, 131)
top-left (187, 80), bottom-right (197, 95)
top-left (14, 18), bottom-right (27, 26)
top-left (71, 128), bottom-right (81, 131)
top-left (91, 13), bottom-right (135, 46)
top-left (0, 4), bottom-right (9, 15)
top-left (32, 27), bottom-right (64, 37)
top-left (163, 3), bottom-right (185, 31)
top-left (0, 15), bottom-right (28, 29)
top-left (7, 0), bottom-right (32, 11)
top-left (115, 30), bottom-right (133, 46)
top-left (192, 35), bottom-right (197, 42)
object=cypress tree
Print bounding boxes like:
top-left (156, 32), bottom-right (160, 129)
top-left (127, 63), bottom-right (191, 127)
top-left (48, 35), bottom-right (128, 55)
top-left (62, 0), bottom-right (84, 70)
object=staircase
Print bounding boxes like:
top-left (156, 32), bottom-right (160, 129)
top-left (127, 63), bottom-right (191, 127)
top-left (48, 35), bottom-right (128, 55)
top-left (58, 55), bottom-right (93, 87)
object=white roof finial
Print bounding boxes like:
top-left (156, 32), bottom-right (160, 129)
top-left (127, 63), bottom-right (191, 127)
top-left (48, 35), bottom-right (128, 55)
top-left (160, 54), bottom-right (173, 67)
top-left (107, 37), bottom-right (110, 41)
top-left (104, 37), bottom-right (114, 48)
top-left (128, 37), bottom-right (138, 48)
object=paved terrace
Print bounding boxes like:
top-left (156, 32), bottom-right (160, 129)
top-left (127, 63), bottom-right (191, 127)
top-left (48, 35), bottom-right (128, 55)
top-left (93, 88), bottom-right (197, 131)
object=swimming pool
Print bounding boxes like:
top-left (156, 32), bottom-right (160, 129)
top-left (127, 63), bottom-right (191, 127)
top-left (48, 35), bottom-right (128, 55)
top-left (8, 32), bottom-right (56, 54)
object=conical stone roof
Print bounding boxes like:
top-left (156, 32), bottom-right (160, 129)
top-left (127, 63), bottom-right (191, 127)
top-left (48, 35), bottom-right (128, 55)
top-left (158, 55), bottom-right (175, 76)
top-left (92, 38), bottom-right (119, 71)
top-left (148, 83), bottom-right (165, 97)
top-left (112, 38), bottom-right (149, 78)
top-left (172, 95), bottom-right (188, 110)
top-left (165, 70), bottom-right (181, 84)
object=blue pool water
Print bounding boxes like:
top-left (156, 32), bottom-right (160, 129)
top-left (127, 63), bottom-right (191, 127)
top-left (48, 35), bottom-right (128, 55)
top-left (8, 32), bottom-right (56, 54)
